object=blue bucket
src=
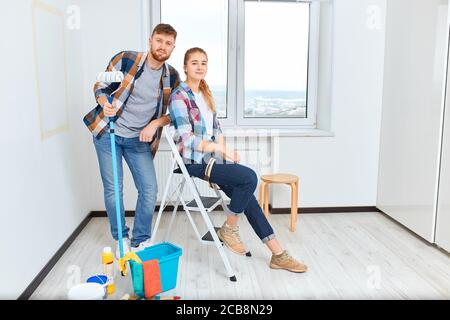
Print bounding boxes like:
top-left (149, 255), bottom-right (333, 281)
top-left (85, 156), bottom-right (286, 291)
top-left (129, 242), bottom-right (182, 298)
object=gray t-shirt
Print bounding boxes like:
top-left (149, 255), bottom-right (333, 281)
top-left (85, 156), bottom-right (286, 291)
top-left (115, 63), bottom-right (162, 138)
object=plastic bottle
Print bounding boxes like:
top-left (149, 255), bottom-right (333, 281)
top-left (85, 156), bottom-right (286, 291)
top-left (102, 247), bottom-right (115, 295)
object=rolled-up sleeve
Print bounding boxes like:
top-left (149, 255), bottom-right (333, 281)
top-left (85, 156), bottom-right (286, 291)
top-left (169, 93), bottom-right (203, 151)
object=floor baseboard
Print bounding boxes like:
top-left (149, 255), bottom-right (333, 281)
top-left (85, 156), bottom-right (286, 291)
top-left (272, 206), bottom-right (380, 214)
top-left (90, 205), bottom-right (380, 217)
top-left (17, 213), bottom-right (92, 300)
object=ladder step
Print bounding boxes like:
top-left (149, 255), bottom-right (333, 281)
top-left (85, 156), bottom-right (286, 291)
top-left (201, 227), bottom-right (222, 242)
top-left (185, 196), bottom-right (221, 211)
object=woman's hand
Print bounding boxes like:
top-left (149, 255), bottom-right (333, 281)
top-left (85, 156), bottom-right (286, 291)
top-left (140, 121), bottom-right (158, 142)
top-left (227, 150), bottom-right (240, 163)
top-left (217, 145), bottom-right (240, 163)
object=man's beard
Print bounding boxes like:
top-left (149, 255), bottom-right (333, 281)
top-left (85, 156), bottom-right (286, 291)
top-left (151, 48), bottom-right (169, 62)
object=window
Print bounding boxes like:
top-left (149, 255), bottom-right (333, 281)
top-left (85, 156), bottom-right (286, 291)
top-left (156, 0), bottom-right (324, 129)
top-left (161, 0), bottom-right (228, 118)
top-left (242, 1), bottom-right (309, 120)
top-left (237, 0), bottom-right (315, 126)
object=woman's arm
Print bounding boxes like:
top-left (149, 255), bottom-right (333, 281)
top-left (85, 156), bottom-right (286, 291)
top-left (214, 130), bottom-right (240, 163)
top-left (216, 133), bottom-right (225, 147)
top-left (169, 93), bottom-right (239, 162)
top-left (216, 135), bottom-right (240, 163)
top-left (169, 93), bottom-right (218, 153)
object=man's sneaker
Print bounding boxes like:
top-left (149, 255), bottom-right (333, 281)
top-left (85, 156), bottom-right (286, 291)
top-left (115, 237), bottom-right (131, 259)
top-left (270, 250), bottom-right (308, 273)
top-left (131, 238), bottom-right (153, 253)
top-left (217, 222), bottom-right (247, 256)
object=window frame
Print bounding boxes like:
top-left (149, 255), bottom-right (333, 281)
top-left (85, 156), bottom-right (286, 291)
top-left (236, 0), bottom-right (319, 128)
top-left (151, 0), bottom-right (322, 129)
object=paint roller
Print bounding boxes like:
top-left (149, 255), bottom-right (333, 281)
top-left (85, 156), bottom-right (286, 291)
top-left (96, 71), bottom-right (124, 83)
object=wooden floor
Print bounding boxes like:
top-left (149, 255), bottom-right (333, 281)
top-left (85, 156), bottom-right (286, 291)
top-left (30, 211), bottom-right (450, 300)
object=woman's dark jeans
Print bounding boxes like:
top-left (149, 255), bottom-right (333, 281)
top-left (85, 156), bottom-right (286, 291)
top-left (184, 161), bottom-right (275, 243)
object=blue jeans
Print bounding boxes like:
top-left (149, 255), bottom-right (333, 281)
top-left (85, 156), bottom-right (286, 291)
top-left (185, 161), bottom-right (275, 243)
top-left (93, 132), bottom-right (157, 247)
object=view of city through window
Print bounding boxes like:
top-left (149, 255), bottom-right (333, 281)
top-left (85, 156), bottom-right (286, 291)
top-left (244, 1), bottom-right (309, 118)
top-left (162, 0), bottom-right (309, 119)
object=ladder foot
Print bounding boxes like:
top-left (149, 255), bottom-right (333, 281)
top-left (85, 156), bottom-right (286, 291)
top-left (229, 276), bottom-right (237, 282)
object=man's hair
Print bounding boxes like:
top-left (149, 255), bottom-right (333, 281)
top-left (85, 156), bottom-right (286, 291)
top-left (151, 23), bottom-right (177, 39)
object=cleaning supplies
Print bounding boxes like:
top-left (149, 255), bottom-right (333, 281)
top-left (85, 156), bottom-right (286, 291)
top-left (86, 275), bottom-right (108, 297)
top-left (143, 259), bottom-right (162, 299)
top-left (119, 251), bottom-right (142, 275)
top-left (68, 283), bottom-right (105, 300)
top-left (102, 246), bottom-right (115, 295)
top-left (155, 295), bottom-right (181, 300)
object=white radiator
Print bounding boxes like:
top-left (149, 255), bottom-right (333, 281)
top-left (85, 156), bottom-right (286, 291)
top-left (153, 136), bottom-right (272, 204)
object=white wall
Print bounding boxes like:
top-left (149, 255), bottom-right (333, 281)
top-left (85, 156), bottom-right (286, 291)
top-left (272, 0), bottom-right (386, 208)
top-left (0, 0), bottom-right (89, 299)
top-left (0, 0), bottom-right (388, 298)
top-left (84, 0), bottom-right (387, 211)
top-left (77, 0), bottom-right (145, 212)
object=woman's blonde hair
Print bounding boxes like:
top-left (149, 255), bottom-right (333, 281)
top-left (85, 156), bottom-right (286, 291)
top-left (184, 47), bottom-right (216, 113)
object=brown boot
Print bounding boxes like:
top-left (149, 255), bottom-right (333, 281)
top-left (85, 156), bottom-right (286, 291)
top-left (217, 222), bottom-right (247, 256)
top-left (270, 250), bottom-right (308, 273)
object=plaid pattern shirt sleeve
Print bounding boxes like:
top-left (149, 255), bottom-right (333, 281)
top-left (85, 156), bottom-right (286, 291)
top-left (83, 51), bottom-right (146, 137)
top-left (213, 113), bottom-right (222, 138)
top-left (83, 51), bottom-right (180, 157)
top-left (168, 82), bottom-right (222, 163)
top-left (169, 91), bottom-right (204, 153)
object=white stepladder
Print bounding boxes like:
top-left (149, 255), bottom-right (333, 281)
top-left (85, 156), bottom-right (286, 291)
top-left (150, 126), bottom-right (246, 282)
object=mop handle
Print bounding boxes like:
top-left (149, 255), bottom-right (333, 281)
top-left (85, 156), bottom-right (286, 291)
top-left (107, 96), bottom-right (124, 260)
top-left (97, 71), bottom-right (125, 261)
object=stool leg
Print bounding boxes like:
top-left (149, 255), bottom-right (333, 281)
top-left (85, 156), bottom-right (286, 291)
top-left (295, 181), bottom-right (299, 227)
top-left (264, 183), bottom-right (269, 216)
top-left (259, 182), bottom-right (266, 213)
top-left (290, 182), bottom-right (298, 232)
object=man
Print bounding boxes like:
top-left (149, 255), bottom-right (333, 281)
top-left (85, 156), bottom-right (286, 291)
top-left (83, 24), bottom-right (180, 258)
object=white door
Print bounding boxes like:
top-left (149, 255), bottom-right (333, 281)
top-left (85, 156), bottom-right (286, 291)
top-left (436, 37), bottom-right (450, 252)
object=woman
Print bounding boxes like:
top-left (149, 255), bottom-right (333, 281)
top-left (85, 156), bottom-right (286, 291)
top-left (168, 47), bottom-right (307, 273)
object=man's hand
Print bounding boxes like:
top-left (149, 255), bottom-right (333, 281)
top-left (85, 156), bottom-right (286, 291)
top-left (102, 102), bottom-right (118, 117)
top-left (140, 121), bottom-right (158, 143)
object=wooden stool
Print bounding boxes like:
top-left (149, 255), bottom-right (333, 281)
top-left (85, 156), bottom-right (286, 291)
top-left (259, 173), bottom-right (299, 232)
